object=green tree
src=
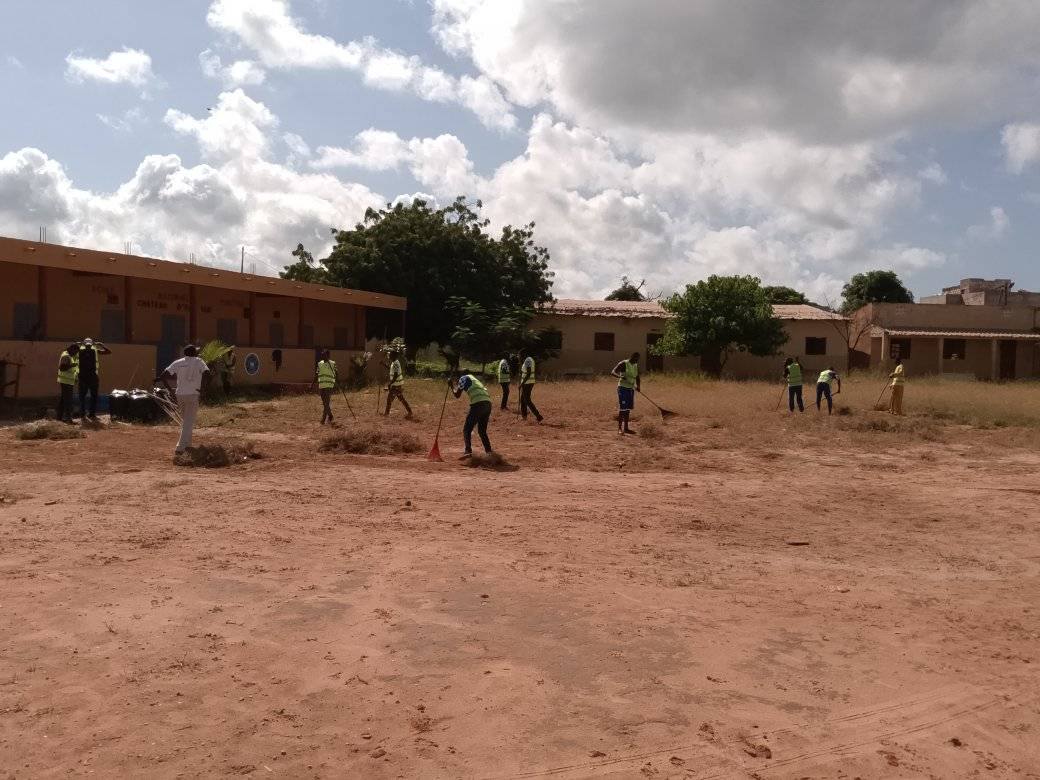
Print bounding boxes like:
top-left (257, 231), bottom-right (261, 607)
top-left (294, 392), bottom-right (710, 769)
top-left (281, 198), bottom-right (554, 350)
top-left (840, 270), bottom-right (913, 313)
top-left (605, 276), bottom-right (647, 301)
top-left (656, 275), bottom-right (788, 377)
top-left (762, 285), bottom-right (810, 305)
top-left (443, 298), bottom-right (559, 372)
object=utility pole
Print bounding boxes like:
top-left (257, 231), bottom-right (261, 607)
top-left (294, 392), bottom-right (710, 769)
top-left (241, 246), bottom-right (245, 274)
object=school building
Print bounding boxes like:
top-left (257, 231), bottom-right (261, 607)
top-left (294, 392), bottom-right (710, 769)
top-left (0, 235), bottom-right (406, 400)
top-left (854, 285), bottom-right (1040, 381)
top-left (530, 299), bottom-right (848, 379)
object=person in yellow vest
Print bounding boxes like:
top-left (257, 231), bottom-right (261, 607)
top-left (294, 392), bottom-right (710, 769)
top-left (611, 351), bottom-right (641, 434)
top-left (496, 352), bottom-right (512, 410)
top-left (383, 349), bottom-right (413, 418)
top-left (77, 337), bottom-right (111, 419)
top-left (451, 372), bottom-right (493, 458)
top-left (888, 357), bottom-right (905, 415)
top-left (518, 348), bottom-right (543, 422)
top-left (56, 343), bottom-right (80, 423)
top-left (315, 349), bottom-right (337, 425)
top-left (815, 366), bottom-right (842, 415)
top-left (783, 357), bottom-right (804, 413)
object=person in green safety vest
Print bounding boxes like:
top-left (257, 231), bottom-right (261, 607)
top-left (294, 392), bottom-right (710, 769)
top-left (611, 351), bottom-right (641, 434)
top-left (815, 366), bottom-right (842, 415)
top-left (518, 348), bottom-right (543, 422)
top-left (383, 349), bottom-right (413, 418)
top-left (76, 337), bottom-right (111, 420)
top-left (315, 349), bottom-right (338, 425)
top-left (496, 352), bottom-right (512, 410)
top-left (888, 358), bottom-right (905, 416)
top-left (56, 343), bottom-right (80, 423)
top-left (783, 357), bottom-right (804, 413)
top-left (450, 372), bottom-right (493, 458)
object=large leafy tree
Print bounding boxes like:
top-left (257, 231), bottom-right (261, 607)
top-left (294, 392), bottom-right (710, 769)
top-left (605, 276), bottom-right (647, 301)
top-left (840, 270), bottom-right (913, 313)
top-left (282, 197), bottom-right (554, 349)
top-left (762, 285), bottom-right (810, 305)
top-left (656, 275), bottom-right (788, 377)
top-left (442, 298), bottom-right (560, 371)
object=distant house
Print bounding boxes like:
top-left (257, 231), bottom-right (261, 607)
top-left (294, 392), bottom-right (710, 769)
top-left (530, 299), bottom-right (848, 379)
top-left (852, 278), bottom-right (1040, 380)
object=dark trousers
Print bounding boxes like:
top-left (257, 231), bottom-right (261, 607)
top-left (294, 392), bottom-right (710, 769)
top-left (463, 400), bottom-right (493, 454)
top-left (384, 386), bottom-right (412, 416)
top-left (79, 373), bottom-right (99, 418)
top-left (520, 384), bottom-right (542, 421)
top-left (319, 388), bottom-right (334, 424)
top-left (788, 385), bottom-right (804, 412)
top-left (816, 382), bottom-right (833, 413)
top-left (500, 382), bottom-right (510, 410)
top-left (57, 383), bottom-right (75, 422)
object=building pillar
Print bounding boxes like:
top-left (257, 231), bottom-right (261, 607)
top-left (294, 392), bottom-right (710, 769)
top-left (37, 266), bottom-right (48, 340)
top-left (188, 284), bottom-right (197, 344)
top-left (880, 330), bottom-right (891, 370)
top-left (991, 338), bottom-right (1000, 381)
top-left (124, 276), bottom-right (133, 342)
top-left (937, 337), bottom-right (944, 376)
top-left (297, 297), bottom-right (305, 347)
top-left (247, 292), bottom-right (256, 347)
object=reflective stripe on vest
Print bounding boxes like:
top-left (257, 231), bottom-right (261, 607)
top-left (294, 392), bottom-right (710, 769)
top-left (389, 359), bottom-right (404, 387)
top-left (498, 360), bottom-right (510, 383)
top-left (787, 363), bottom-right (802, 385)
top-left (464, 376), bottom-right (491, 405)
top-left (317, 360), bottom-right (337, 389)
top-left (817, 370), bottom-right (836, 386)
top-left (521, 358), bottom-right (536, 385)
top-left (57, 351), bottom-right (78, 385)
top-left (618, 360), bottom-right (638, 389)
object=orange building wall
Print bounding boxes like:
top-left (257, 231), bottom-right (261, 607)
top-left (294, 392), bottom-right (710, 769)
top-left (128, 278), bottom-right (191, 343)
top-left (0, 261), bottom-right (39, 339)
top-left (301, 299), bottom-right (362, 349)
top-left (44, 268), bottom-right (124, 341)
top-left (0, 340), bottom-right (156, 398)
top-left (195, 286), bottom-right (249, 346)
top-left (252, 294), bottom-right (299, 347)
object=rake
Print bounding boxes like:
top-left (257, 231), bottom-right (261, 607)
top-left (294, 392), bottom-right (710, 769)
top-left (337, 383), bottom-right (358, 422)
top-left (427, 381), bottom-right (452, 461)
top-left (638, 390), bottom-right (678, 419)
top-left (774, 383), bottom-right (786, 411)
top-left (872, 382), bottom-right (891, 411)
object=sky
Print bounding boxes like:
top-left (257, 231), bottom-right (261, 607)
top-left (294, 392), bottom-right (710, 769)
top-left (2, 0), bottom-right (1040, 302)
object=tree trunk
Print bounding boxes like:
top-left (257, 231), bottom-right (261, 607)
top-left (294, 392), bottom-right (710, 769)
top-left (700, 345), bottom-right (724, 377)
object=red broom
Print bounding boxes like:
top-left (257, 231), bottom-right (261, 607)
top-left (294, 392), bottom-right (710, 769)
top-left (427, 381), bottom-right (452, 461)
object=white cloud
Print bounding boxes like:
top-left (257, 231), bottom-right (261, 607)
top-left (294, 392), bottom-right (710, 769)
top-left (0, 91), bottom-right (382, 270)
top-left (1002, 123), bottom-right (1040, 173)
top-left (65, 48), bottom-right (156, 90)
top-left (6, 55), bottom-right (24, 70)
top-left (918, 162), bottom-right (947, 185)
top-left (199, 50), bottom-right (266, 87)
top-left (967, 205), bottom-right (1010, 241)
top-left (97, 107), bottom-right (147, 133)
top-left (205, 0), bottom-right (516, 130)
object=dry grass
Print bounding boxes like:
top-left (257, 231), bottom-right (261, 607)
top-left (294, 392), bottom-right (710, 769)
top-left (319, 425), bottom-right (422, 456)
top-left (173, 442), bottom-right (263, 468)
top-left (464, 452), bottom-right (518, 471)
top-left (15, 421), bottom-right (84, 441)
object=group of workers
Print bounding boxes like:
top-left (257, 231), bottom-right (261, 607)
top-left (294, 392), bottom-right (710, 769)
top-left (783, 356), bottom-right (905, 415)
top-left (55, 338), bottom-right (113, 422)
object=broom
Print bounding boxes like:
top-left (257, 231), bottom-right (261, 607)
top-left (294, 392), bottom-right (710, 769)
top-left (337, 383), bottom-right (358, 422)
top-left (427, 381), bottom-right (452, 461)
top-left (872, 382), bottom-right (891, 411)
top-left (774, 383), bottom-right (786, 411)
top-left (638, 389), bottom-right (677, 419)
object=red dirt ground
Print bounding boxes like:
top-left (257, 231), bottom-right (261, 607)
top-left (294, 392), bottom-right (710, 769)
top-left (1, 393), bottom-right (1039, 778)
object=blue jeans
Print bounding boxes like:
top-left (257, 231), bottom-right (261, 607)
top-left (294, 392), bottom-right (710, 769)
top-left (788, 385), bottom-right (803, 412)
top-left (816, 382), bottom-right (833, 413)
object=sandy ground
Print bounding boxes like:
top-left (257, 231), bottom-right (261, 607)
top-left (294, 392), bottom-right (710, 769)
top-left (1, 386), bottom-right (1039, 779)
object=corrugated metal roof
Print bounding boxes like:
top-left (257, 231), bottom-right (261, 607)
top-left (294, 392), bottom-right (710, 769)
top-left (873, 326), bottom-right (1040, 340)
top-left (543, 299), bottom-right (845, 321)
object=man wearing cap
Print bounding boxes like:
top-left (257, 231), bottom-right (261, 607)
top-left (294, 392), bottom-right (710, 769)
top-left (77, 337), bottom-right (112, 419)
top-left (56, 343), bottom-right (80, 423)
top-left (157, 344), bottom-right (211, 455)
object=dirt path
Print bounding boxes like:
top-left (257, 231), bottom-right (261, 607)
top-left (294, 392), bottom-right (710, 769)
top-left (1, 418), bottom-right (1039, 778)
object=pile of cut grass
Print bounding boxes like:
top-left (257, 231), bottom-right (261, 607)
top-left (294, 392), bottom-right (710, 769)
top-left (319, 425), bottom-right (422, 456)
top-left (15, 421), bottom-right (84, 441)
top-left (174, 441), bottom-right (263, 468)
top-left (464, 452), bottom-right (518, 471)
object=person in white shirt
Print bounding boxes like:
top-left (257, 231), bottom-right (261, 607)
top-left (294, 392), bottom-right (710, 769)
top-left (156, 344), bottom-right (211, 455)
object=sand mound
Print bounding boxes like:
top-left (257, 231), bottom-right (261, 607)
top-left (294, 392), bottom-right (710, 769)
top-left (174, 442), bottom-right (263, 468)
top-left (15, 421), bottom-right (84, 441)
top-left (464, 452), bottom-right (518, 471)
top-left (319, 426), bottom-right (422, 456)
